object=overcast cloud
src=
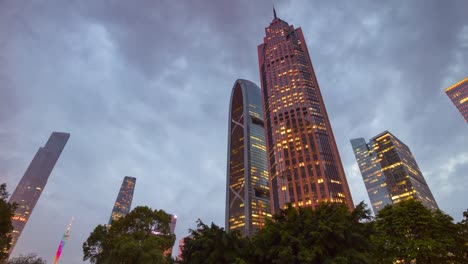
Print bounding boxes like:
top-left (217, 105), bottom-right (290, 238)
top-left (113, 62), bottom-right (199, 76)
top-left (0, 1), bottom-right (467, 263)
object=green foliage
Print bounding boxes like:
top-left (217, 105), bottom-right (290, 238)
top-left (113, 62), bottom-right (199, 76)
top-left (7, 254), bottom-right (46, 264)
top-left (87, 201), bottom-right (466, 264)
top-left (453, 209), bottom-right (468, 263)
top-left (179, 201), bottom-right (467, 264)
top-left (373, 199), bottom-right (466, 263)
top-left (83, 206), bottom-right (175, 264)
top-left (252, 202), bottom-right (375, 264)
top-left (0, 184), bottom-right (16, 262)
top-left (179, 220), bottom-right (250, 264)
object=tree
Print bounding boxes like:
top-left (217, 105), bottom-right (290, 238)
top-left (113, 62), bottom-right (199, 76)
top-left (373, 199), bottom-right (461, 264)
top-left (7, 254), bottom-right (46, 264)
top-left (179, 220), bottom-right (250, 264)
top-left (0, 183), bottom-right (16, 262)
top-left (453, 209), bottom-right (468, 262)
top-left (83, 206), bottom-right (175, 264)
top-left (251, 202), bottom-right (375, 264)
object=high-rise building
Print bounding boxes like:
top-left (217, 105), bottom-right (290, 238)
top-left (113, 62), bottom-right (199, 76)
top-left (177, 237), bottom-right (185, 261)
top-left (351, 131), bottom-right (438, 215)
top-left (445, 77), bottom-right (468, 122)
top-left (108, 176), bottom-right (136, 225)
top-left (226, 79), bottom-right (272, 237)
top-left (258, 10), bottom-right (353, 214)
top-left (164, 214), bottom-right (177, 256)
top-left (8, 132), bottom-right (70, 254)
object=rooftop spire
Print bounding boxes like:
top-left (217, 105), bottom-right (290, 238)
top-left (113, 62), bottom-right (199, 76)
top-left (273, 5), bottom-right (277, 19)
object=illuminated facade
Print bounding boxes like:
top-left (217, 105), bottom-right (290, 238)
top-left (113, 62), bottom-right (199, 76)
top-left (108, 176), bottom-right (136, 224)
top-left (177, 238), bottom-right (185, 261)
top-left (258, 11), bottom-right (353, 214)
top-left (8, 132), bottom-right (70, 255)
top-left (351, 131), bottom-right (438, 214)
top-left (226, 79), bottom-right (272, 237)
top-left (445, 77), bottom-right (468, 122)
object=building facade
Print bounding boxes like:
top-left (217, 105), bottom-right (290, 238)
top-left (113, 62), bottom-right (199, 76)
top-left (165, 214), bottom-right (177, 256)
top-left (226, 79), bottom-right (272, 237)
top-left (258, 12), bottom-right (353, 214)
top-left (351, 131), bottom-right (438, 215)
top-left (8, 132), bottom-right (70, 254)
top-left (108, 176), bottom-right (136, 225)
top-left (445, 77), bottom-right (468, 122)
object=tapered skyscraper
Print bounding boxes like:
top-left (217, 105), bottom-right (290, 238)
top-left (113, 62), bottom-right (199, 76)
top-left (226, 79), bottom-right (272, 237)
top-left (351, 131), bottom-right (438, 214)
top-left (445, 77), bottom-right (468, 122)
top-left (108, 176), bottom-right (136, 224)
top-left (258, 11), bottom-right (353, 213)
top-left (8, 132), bottom-right (70, 254)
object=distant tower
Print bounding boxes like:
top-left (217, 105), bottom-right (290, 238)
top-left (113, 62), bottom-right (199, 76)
top-left (108, 176), bottom-right (136, 224)
top-left (177, 238), bottom-right (185, 261)
top-left (445, 77), bottom-right (468, 122)
top-left (8, 132), bottom-right (70, 255)
top-left (258, 10), bottom-right (353, 214)
top-left (53, 217), bottom-right (74, 264)
top-left (164, 214), bottom-right (177, 256)
top-left (351, 131), bottom-right (438, 215)
top-left (226, 79), bottom-right (272, 237)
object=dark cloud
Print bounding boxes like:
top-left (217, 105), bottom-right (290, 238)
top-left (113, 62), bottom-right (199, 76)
top-left (0, 1), bottom-right (467, 263)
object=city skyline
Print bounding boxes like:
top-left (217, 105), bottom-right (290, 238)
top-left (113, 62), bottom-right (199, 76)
top-left (7, 132), bottom-right (70, 255)
top-left (226, 79), bottom-right (272, 237)
top-left (1, 1), bottom-right (467, 263)
top-left (258, 11), bottom-right (353, 213)
top-left (351, 131), bottom-right (438, 215)
top-left (108, 176), bottom-right (136, 225)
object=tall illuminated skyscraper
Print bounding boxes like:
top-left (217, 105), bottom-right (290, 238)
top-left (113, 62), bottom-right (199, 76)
top-left (226, 79), bottom-right (272, 237)
top-left (258, 10), bottom-right (353, 214)
top-left (108, 176), bottom-right (136, 224)
top-left (445, 77), bottom-right (468, 122)
top-left (351, 131), bottom-right (438, 214)
top-left (8, 132), bottom-right (70, 254)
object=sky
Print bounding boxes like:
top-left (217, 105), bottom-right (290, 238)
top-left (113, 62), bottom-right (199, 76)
top-left (0, 0), bottom-right (467, 263)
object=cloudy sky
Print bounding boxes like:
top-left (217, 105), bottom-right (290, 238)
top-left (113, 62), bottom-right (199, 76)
top-left (1, 0), bottom-right (467, 263)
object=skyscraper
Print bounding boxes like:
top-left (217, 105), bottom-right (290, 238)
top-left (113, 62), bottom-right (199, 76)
top-left (445, 77), bottom-right (468, 122)
top-left (258, 10), bottom-right (353, 214)
top-left (165, 214), bottom-right (177, 256)
top-left (351, 131), bottom-right (438, 215)
top-left (226, 79), bottom-right (272, 237)
top-left (108, 176), bottom-right (136, 225)
top-left (8, 132), bottom-right (70, 254)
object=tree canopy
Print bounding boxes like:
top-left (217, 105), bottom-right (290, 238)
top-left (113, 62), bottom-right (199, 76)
top-left (83, 206), bottom-right (175, 264)
top-left (0, 183), bottom-right (15, 262)
top-left (7, 254), bottom-right (46, 264)
top-left (84, 201), bottom-right (467, 264)
top-left (251, 202), bottom-right (375, 264)
top-left (179, 220), bottom-right (250, 264)
top-left (179, 201), bottom-right (467, 264)
top-left (373, 199), bottom-right (467, 264)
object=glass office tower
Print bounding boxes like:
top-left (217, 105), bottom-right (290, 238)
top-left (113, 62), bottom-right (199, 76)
top-left (258, 11), bottom-right (353, 214)
top-left (445, 77), bottom-right (468, 122)
top-left (226, 79), bottom-right (272, 237)
top-left (351, 131), bottom-right (438, 214)
top-left (108, 176), bottom-right (136, 224)
top-left (8, 132), bottom-right (70, 254)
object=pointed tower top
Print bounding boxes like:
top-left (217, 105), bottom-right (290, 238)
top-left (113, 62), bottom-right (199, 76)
top-left (273, 5), bottom-right (277, 19)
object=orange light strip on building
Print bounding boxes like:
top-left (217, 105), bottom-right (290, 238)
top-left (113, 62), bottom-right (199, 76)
top-left (444, 77), bottom-right (468, 92)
